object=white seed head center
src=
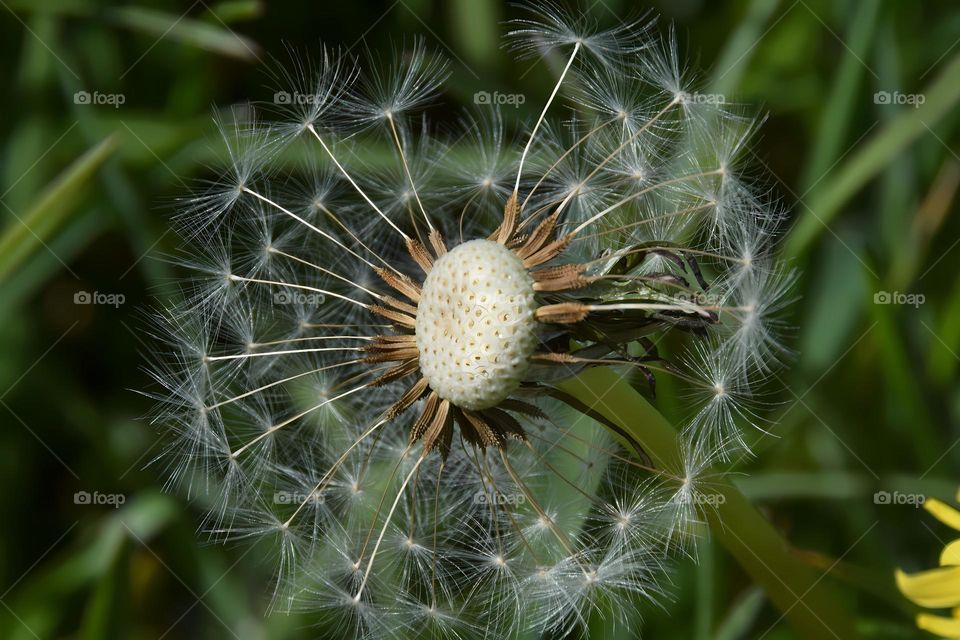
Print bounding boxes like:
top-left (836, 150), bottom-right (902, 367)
top-left (416, 239), bottom-right (538, 410)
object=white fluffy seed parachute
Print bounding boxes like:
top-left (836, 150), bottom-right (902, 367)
top-left (146, 2), bottom-right (793, 638)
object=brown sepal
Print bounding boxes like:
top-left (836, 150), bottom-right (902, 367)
top-left (406, 237), bottom-right (434, 274)
top-left (428, 228), bottom-right (447, 258)
top-left (535, 302), bottom-right (590, 324)
top-left (374, 267), bottom-right (421, 303)
top-left (522, 235), bottom-right (572, 269)
top-left (368, 304), bottom-right (416, 329)
top-left (478, 407), bottom-right (526, 442)
top-left (515, 211), bottom-right (560, 260)
top-left (386, 377), bottom-right (429, 419)
top-left (370, 359), bottom-right (419, 386)
top-left (531, 263), bottom-right (592, 292)
top-left (491, 192), bottom-right (520, 245)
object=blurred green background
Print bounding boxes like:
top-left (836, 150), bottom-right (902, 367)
top-left (0, 0), bottom-right (959, 638)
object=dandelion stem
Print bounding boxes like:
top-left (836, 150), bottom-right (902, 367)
top-left (268, 247), bottom-right (384, 299)
top-left (514, 41), bottom-right (581, 195)
top-left (429, 459), bottom-right (446, 607)
top-left (240, 186), bottom-right (382, 271)
top-left (205, 346), bottom-right (364, 362)
top-left (227, 274), bottom-right (370, 307)
top-left (230, 380), bottom-right (373, 457)
top-left (306, 123), bottom-right (411, 241)
top-left (355, 451), bottom-right (427, 601)
top-left (206, 359), bottom-right (361, 410)
top-left (386, 113), bottom-right (433, 230)
top-left (282, 418), bottom-right (389, 528)
top-left (556, 367), bottom-right (863, 640)
top-left (521, 116), bottom-right (616, 212)
top-left (571, 168), bottom-right (721, 235)
top-left (499, 448), bottom-right (590, 577)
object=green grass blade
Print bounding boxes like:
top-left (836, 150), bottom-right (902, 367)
top-left (709, 0), bottom-right (781, 95)
top-left (0, 136), bottom-right (117, 284)
top-left (450, 0), bottom-right (499, 68)
top-left (799, 0), bottom-right (880, 190)
top-left (786, 51), bottom-right (960, 258)
top-left (205, 1), bottom-right (263, 23)
top-left (714, 587), bottom-right (765, 640)
top-left (558, 368), bottom-right (862, 640)
top-left (798, 235), bottom-right (867, 371)
top-left (107, 7), bottom-right (260, 61)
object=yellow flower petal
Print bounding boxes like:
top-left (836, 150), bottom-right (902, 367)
top-left (896, 567), bottom-right (960, 608)
top-left (917, 612), bottom-right (960, 638)
top-left (926, 499), bottom-right (960, 532)
top-left (942, 540), bottom-right (960, 566)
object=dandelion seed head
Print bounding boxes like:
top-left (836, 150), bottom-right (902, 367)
top-left (147, 4), bottom-right (793, 637)
top-left (416, 240), bottom-right (538, 410)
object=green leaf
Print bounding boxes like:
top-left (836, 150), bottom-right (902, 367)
top-left (2, 0), bottom-right (92, 15)
top-left (736, 471), bottom-right (954, 505)
top-left (736, 471), bottom-right (869, 500)
top-left (798, 234), bottom-right (866, 372)
top-left (714, 587), bottom-right (765, 640)
top-left (929, 277), bottom-right (960, 383)
top-left (709, 0), bottom-right (782, 96)
top-left (78, 538), bottom-right (129, 640)
top-left (450, 0), bottom-right (499, 68)
top-left (107, 7), bottom-right (260, 61)
top-left (205, 1), bottom-right (263, 24)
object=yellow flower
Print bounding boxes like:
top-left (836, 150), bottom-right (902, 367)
top-left (897, 490), bottom-right (960, 637)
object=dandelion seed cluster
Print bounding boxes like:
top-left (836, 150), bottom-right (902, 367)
top-left (148, 2), bottom-right (794, 637)
top-left (416, 240), bottom-right (538, 410)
